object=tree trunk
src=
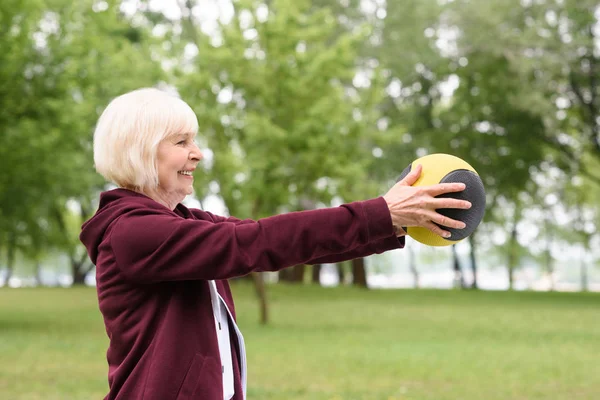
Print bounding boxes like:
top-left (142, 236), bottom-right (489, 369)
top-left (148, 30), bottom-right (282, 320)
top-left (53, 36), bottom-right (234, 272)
top-left (72, 264), bottom-right (88, 285)
top-left (278, 268), bottom-right (295, 282)
top-left (336, 263), bottom-right (346, 285)
top-left (251, 272), bottom-right (268, 325)
top-left (451, 245), bottom-right (465, 289)
top-left (507, 204), bottom-right (520, 290)
top-left (311, 264), bottom-right (321, 285)
top-left (544, 218), bottom-right (555, 291)
top-left (468, 233), bottom-right (478, 289)
top-left (581, 258), bottom-right (588, 292)
top-left (4, 233), bottom-right (16, 287)
top-left (71, 253), bottom-right (93, 286)
top-left (351, 258), bottom-right (368, 288)
top-left (408, 245), bottom-right (419, 288)
top-left (224, 194), bottom-right (271, 323)
top-left (180, 0), bottom-right (272, 323)
top-left (4, 266), bottom-right (13, 287)
top-left (291, 265), bottom-right (305, 283)
top-left (34, 262), bottom-right (43, 287)
top-left (279, 265), bottom-right (304, 283)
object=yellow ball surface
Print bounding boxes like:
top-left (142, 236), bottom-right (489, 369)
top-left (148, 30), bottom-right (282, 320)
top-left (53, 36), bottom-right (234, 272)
top-left (397, 153), bottom-right (485, 247)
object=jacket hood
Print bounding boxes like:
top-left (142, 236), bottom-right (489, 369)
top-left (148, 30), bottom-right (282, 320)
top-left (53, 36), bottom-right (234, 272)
top-left (80, 189), bottom-right (166, 264)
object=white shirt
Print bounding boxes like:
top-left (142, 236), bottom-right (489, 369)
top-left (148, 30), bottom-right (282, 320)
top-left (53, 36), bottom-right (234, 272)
top-left (208, 281), bottom-right (247, 400)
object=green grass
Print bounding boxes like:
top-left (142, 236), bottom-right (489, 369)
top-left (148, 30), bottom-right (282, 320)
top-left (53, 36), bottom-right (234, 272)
top-left (1, 284), bottom-right (599, 399)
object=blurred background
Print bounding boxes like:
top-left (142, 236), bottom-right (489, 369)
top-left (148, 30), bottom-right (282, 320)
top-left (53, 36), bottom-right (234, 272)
top-left (1, 0), bottom-right (599, 399)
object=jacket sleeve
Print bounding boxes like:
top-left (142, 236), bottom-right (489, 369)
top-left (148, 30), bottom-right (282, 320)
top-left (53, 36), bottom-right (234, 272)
top-left (110, 197), bottom-right (398, 283)
top-left (193, 210), bottom-right (255, 226)
top-left (192, 209), bottom-right (404, 264)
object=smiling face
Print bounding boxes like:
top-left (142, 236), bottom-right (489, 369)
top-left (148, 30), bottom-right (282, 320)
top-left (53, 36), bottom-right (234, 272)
top-left (94, 88), bottom-right (202, 201)
top-left (151, 132), bottom-right (203, 209)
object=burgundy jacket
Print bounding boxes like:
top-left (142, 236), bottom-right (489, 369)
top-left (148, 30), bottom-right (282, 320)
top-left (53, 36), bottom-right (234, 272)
top-left (80, 188), bottom-right (404, 400)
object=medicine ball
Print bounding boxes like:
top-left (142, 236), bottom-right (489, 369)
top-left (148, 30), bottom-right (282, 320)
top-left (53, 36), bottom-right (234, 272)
top-left (396, 153), bottom-right (486, 246)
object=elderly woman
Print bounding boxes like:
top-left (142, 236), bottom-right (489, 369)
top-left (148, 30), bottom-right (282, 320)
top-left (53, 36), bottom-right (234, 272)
top-left (80, 88), bottom-right (470, 400)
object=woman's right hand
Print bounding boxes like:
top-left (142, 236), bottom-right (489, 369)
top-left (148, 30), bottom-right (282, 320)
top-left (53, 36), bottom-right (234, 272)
top-left (383, 164), bottom-right (472, 238)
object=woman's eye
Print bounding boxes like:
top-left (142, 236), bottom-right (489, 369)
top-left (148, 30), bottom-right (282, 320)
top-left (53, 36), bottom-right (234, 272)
top-left (177, 140), bottom-right (186, 145)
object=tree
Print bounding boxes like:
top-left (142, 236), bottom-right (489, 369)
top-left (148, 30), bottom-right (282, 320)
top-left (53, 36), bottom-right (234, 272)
top-left (156, 0), bottom-right (387, 320)
top-left (445, 0), bottom-right (600, 181)
top-left (444, 0), bottom-right (600, 288)
top-left (556, 168), bottom-right (600, 291)
top-left (0, 0), bottom-right (161, 284)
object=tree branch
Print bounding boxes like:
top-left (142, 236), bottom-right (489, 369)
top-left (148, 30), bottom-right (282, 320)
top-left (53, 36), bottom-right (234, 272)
top-left (586, 25), bottom-right (600, 152)
top-left (578, 162), bottom-right (600, 186)
top-left (569, 69), bottom-right (588, 114)
top-left (568, 43), bottom-right (600, 153)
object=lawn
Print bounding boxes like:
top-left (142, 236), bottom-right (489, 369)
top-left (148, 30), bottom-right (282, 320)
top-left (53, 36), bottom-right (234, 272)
top-left (1, 283), bottom-right (599, 399)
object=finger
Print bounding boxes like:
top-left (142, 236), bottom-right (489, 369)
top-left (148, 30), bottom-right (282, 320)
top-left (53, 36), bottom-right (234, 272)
top-left (423, 221), bottom-right (452, 238)
top-left (427, 182), bottom-right (466, 196)
top-left (432, 198), bottom-right (472, 210)
top-left (399, 164), bottom-right (422, 186)
top-left (430, 212), bottom-right (466, 229)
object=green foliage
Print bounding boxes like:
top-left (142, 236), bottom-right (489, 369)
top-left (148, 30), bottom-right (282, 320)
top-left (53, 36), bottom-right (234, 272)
top-left (0, 0), bottom-right (598, 280)
top-left (167, 0), bottom-right (387, 217)
top-left (0, 0), bottom-right (162, 273)
top-left (444, 0), bottom-right (600, 184)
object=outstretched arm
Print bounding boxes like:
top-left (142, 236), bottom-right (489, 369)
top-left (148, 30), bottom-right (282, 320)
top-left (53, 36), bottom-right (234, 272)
top-left (110, 197), bottom-right (397, 283)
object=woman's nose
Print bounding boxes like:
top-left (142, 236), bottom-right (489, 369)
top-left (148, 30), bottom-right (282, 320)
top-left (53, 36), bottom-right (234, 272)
top-left (190, 144), bottom-right (203, 161)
